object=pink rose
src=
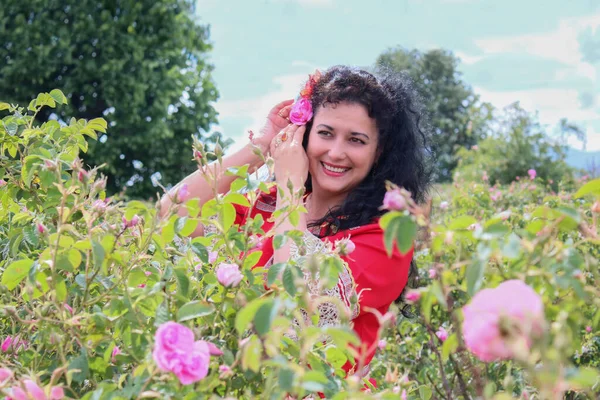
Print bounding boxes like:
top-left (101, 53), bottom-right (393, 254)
top-left (208, 251), bottom-right (218, 264)
top-left (586, 326), bottom-right (592, 333)
top-left (122, 214), bottom-right (140, 229)
top-left (207, 342), bottom-right (223, 356)
top-left (154, 322), bottom-right (195, 355)
top-left (377, 339), bottom-right (386, 350)
top-left (37, 223), bottom-right (46, 235)
top-left (219, 365), bottom-right (231, 373)
top-left (92, 199), bottom-right (107, 212)
top-left (462, 280), bottom-right (545, 362)
top-left (78, 169), bottom-right (89, 182)
top-left (439, 201), bottom-right (449, 210)
top-left (436, 327), bottom-right (448, 342)
top-left (336, 237), bottom-right (355, 256)
top-left (9, 386), bottom-right (28, 400)
top-left (289, 98), bottom-right (313, 126)
top-left (404, 290), bottom-right (421, 303)
top-left (0, 367), bottom-right (13, 382)
top-left (24, 379), bottom-right (47, 400)
top-left (176, 183), bottom-right (190, 203)
top-left (50, 386), bottom-right (64, 400)
top-left (383, 189), bottom-right (406, 211)
top-left (401, 390), bottom-right (407, 400)
top-left (2, 336), bottom-right (13, 352)
top-left (528, 169), bottom-right (536, 180)
top-left (428, 268), bottom-right (437, 279)
top-left (215, 263), bottom-right (244, 288)
top-left (112, 345), bottom-right (122, 362)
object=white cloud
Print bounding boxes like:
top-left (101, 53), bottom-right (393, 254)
top-left (454, 50), bottom-right (485, 65)
top-left (473, 14), bottom-right (600, 82)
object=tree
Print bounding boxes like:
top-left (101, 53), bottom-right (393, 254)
top-left (376, 47), bottom-right (493, 181)
top-left (454, 103), bottom-right (575, 187)
top-left (0, 0), bottom-right (221, 198)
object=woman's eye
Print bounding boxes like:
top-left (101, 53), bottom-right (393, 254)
top-left (350, 137), bottom-right (366, 145)
top-left (318, 130), bottom-right (332, 137)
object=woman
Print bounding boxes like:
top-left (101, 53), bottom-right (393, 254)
top-left (160, 65), bottom-right (432, 382)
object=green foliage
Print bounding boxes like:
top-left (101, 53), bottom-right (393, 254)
top-left (454, 103), bottom-right (577, 188)
top-left (376, 47), bottom-right (494, 181)
top-left (0, 0), bottom-right (223, 198)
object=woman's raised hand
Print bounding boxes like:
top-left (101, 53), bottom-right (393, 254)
top-left (270, 123), bottom-right (309, 192)
top-left (251, 99), bottom-right (294, 155)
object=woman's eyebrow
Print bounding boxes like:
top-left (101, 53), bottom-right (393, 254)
top-left (317, 124), bottom-right (370, 140)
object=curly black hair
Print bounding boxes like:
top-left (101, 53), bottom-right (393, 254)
top-left (301, 65), bottom-right (434, 308)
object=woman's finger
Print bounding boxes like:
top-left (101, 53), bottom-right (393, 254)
top-left (273, 99), bottom-right (294, 116)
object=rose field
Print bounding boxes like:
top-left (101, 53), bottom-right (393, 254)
top-left (0, 93), bottom-right (599, 399)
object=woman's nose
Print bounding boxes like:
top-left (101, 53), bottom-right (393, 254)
top-left (327, 140), bottom-right (347, 160)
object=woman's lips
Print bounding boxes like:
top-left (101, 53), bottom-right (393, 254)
top-left (321, 162), bottom-right (350, 177)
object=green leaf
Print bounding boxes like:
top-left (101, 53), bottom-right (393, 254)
top-left (283, 266), bottom-right (297, 297)
top-left (174, 268), bottom-right (190, 298)
top-left (222, 202), bottom-right (236, 231)
top-left (273, 234), bottom-right (287, 250)
top-left (241, 335), bottom-right (261, 373)
top-left (574, 178), bottom-right (600, 198)
top-left (191, 242), bottom-right (209, 263)
top-left (441, 333), bottom-right (458, 361)
top-left (224, 192), bottom-right (250, 207)
top-left (466, 259), bottom-right (485, 296)
top-left (49, 89), bottom-right (68, 105)
top-left (155, 302), bottom-right (169, 327)
top-left (278, 368), bottom-right (295, 391)
top-left (177, 301), bottom-right (215, 322)
top-left (383, 217), bottom-right (400, 257)
top-left (419, 385), bottom-right (433, 400)
top-left (235, 297), bottom-right (268, 334)
top-left (91, 240), bottom-right (105, 269)
top-left (254, 299), bottom-right (279, 336)
top-left (395, 215), bottom-right (417, 254)
top-left (267, 263), bottom-right (287, 286)
top-left (243, 251), bottom-right (262, 270)
top-left (2, 259), bottom-right (34, 290)
top-left (449, 215), bottom-right (477, 230)
top-left (68, 351), bottom-right (90, 383)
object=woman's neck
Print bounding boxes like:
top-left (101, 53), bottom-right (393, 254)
top-left (306, 189), bottom-right (346, 224)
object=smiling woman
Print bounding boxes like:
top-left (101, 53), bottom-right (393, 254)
top-left (160, 65), bottom-right (433, 388)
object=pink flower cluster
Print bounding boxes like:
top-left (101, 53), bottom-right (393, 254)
top-left (462, 280), bottom-right (545, 362)
top-left (0, 371), bottom-right (64, 400)
top-left (289, 70), bottom-right (321, 126)
top-left (153, 322), bottom-right (222, 385)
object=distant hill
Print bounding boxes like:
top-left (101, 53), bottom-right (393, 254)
top-left (565, 148), bottom-right (600, 172)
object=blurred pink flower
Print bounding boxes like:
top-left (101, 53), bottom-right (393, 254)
top-left (401, 389), bottom-right (408, 400)
top-left (50, 386), bottom-right (65, 400)
top-left (219, 365), bottom-right (231, 373)
top-left (2, 336), bottom-right (13, 352)
top-left (378, 339), bottom-right (386, 350)
top-left (428, 268), bottom-right (437, 279)
top-left (92, 199), bottom-right (107, 212)
top-left (336, 237), bottom-right (355, 256)
top-left (122, 215), bottom-right (140, 229)
top-left (207, 342), bottom-right (223, 356)
top-left (462, 280), bottom-right (545, 362)
top-left (528, 169), bottom-right (536, 180)
top-left (9, 386), bottom-right (28, 400)
top-left (78, 169), bottom-right (89, 182)
top-left (64, 303), bottom-right (74, 314)
top-left (482, 172), bottom-right (488, 182)
top-left (383, 189), bottom-right (407, 211)
top-left (216, 263), bottom-right (244, 288)
top-left (0, 179), bottom-right (6, 187)
top-left (405, 290), bottom-right (421, 303)
top-left (0, 367), bottom-right (13, 382)
top-left (37, 223), bottom-right (46, 235)
top-left (137, 283), bottom-right (146, 289)
top-left (153, 322), bottom-right (211, 385)
top-left (436, 327), bottom-right (448, 342)
top-left (23, 379), bottom-right (47, 400)
top-left (144, 271), bottom-right (152, 277)
top-left (289, 98), bottom-right (313, 125)
top-left (439, 201), bottom-right (449, 210)
top-left (111, 345), bottom-right (122, 362)
top-left (586, 326), bottom-right (592, 333)
top-left (472, 145), bottom-right (478, 150)
top-left (177, 183), bottom-right (190, 203)
top-left (208, 251), bottom-right (218, 264)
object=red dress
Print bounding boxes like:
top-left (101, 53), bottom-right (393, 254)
top-left (233, 186), bottom-right (413, 381)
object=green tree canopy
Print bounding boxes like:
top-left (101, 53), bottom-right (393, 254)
top-left (376, 47), bottom-right (493, 181)
top-left (0, 0), bottom-right (221, 198)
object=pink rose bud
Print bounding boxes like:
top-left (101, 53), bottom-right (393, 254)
top-left (215, 263), bottom-right (244, 288)
top-left (219, 365), bottom-right (231, 373)
top-left (428, 268), bottom-right (437, 279)
top-left (78, 169), bottom-right (89, 182)
top-left (289, 98), bottom-right (313, 125)
top-left (401, 389), bottom-right (408, 400)
top-left (378, 339), bottom-right (386, 350)
top-left (405, 290), bottom-right (421, 303)
top-left (337, 238), bottom-right (355, 256)
top-left (528, 169), bottom-right (536, 180)
top-left (194, 263), bottom-right (203, 271)
top-left (23, 379), bottom-right (47, 400)
top-left (436, 327), bottom-right (448, 342)
top-left (50, 386), bottom-right (65, 400)
top-left (439, 201), bottom-right (449, 210)
top-left (208, 251), bottom-right (218, 264)
top-left (177, 183), bottom-right (190, 203)
top-left (383, 189), bottom-right (406, 211)
top-left (207, 342), bottom-right (223, 356)
top-left (144, 271), bottom-right (152, 277)
top-left (112, 345), bottom-right (122, 362)
top-left (122, 215), bottom-right (140, 228)
top-left (137, 283), bottom-right (146, 288)
top-left (1, 336), bottom-right (12, 352)
top-left (462, 280), bottom-right (545, 362)
top-left (92, 199), bottom-right (107, 212)
top-left (37, 223), bottom-right (46, 235)
top-left (586, 326), bottom-right (592, 333)
top-left (0, 367), bottom-right (13, 382)
top-left (0, 179), bottom-right (6, 187)
top-left (9, 386), bottom-right (28, 400)
top-left (64, 303), bottom-right (74, 314)
top-left (194, 150), bottom-right (203, 159)
top-left (44, 160), bottom-right (57, 170)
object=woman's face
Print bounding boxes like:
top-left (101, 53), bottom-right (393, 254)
top-left (306, 102), bottom-right (379, 200)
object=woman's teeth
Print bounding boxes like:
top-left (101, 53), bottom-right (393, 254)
top-left (322, 163), bottom-right (349, 173)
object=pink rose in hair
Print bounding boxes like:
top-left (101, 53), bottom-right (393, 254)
top-left (383, 189), bottom-right (406, 211)
top-left (462, 280), bottom-right (545, 362)
top-left (215, 263), bottom-right (244, 288)
top-left (289, 98), bottom-right (313, 125)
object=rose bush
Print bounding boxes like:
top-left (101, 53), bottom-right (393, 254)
top-left (0, 93), bottom-right (599, 399)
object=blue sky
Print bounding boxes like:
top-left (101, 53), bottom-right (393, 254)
top-left (195, 0), bottom-right (600, 152)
